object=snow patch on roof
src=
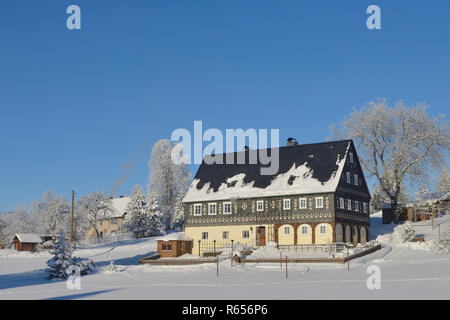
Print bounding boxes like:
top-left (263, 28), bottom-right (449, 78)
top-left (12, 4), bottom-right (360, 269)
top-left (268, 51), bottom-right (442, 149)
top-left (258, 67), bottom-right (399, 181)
top-left (183, 152), bottom-right (347, 203)
top-left (13, 234), bottom-right (43, 243)
top-left (156, 233), bottom-right (192, 241)
top-left (110, 197), bottom-right (130, 218)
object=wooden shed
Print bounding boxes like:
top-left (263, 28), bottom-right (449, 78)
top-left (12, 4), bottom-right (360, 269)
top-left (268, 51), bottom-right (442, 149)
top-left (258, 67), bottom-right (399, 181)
top-left (157, 234), bottom-right (193, 258)
top-left (11, 234), bottom-right (43, 252)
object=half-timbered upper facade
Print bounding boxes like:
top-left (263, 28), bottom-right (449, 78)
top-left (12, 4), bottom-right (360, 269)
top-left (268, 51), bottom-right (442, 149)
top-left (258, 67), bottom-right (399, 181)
top-left (182, 139), bottom-right (370, 253)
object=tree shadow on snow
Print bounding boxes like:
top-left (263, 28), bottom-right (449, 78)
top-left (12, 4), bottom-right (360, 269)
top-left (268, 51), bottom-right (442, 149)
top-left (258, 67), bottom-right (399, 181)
top-left (369, 216), bottom-right (397, 240)
top-left (44, 289), bottom-right (117, 300)
top-left (94, 252), bottom-right (157, 269)
top-left (0, 268), bottom-right (64, 291)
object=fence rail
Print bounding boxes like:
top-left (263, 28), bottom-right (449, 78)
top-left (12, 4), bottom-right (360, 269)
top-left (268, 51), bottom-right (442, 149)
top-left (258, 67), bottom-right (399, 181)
top-left (77, 232), bottom-right (136, 246)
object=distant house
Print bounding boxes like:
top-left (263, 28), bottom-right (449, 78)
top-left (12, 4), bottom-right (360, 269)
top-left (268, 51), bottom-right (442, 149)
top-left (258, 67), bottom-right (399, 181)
top-left (11, 234), bottom-right (43, 252)
top-left (85, 195), bottom-right (130, 239)
top-left (405, 191), bottom-right (450, 222)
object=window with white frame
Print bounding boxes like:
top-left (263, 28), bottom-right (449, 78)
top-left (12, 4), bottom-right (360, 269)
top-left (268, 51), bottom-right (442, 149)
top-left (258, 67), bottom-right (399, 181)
top-left (299, 198), bottom-right (307, 209)
top-left (320, 225), bottom-right (326, 234)
top-left (194, 204), bottom-right (202, 216)
top-left (222, 231), bottom-right (229, 240)
top-left (301, 226), bottom-right (308, 234)
top-left (354, 200), bottom-right (359, 212)
top-left (346, 171), bottom-right (351, 183)
top-left (208, 203), bottom-right (217, 215)
top-left (283, 199), bottom-right (291, 210)
top-left (223, 202), bottom-right (231, 214)
top-left (242, 230), bottom-right (250, 239)
top-left (315, 197), bottom-right (324, 209)
top-left (284, 226), bottom-right (291, 235)
top-left (354, 174), bottom-right (359, 186)
top-left (339, 197), bottom-right (345, 209)
top-left (363, 202), bottom-right (368, 214)
top-left (347, 199), bottom-right (352, 211)
top-left (202, 232), bottom-right (208, 240)
top-left (256, 200), bottom-right (264, 212)
top-left (349, 152), bottom-right (354, 163)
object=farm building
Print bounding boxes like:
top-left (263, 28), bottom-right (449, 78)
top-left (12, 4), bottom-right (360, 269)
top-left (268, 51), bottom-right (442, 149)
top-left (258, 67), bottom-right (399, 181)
top-left (85, 195), bottom-right (130, 239)
top-left (11, 234), bottom-right (43, 252)
top-left (182, 139), bottom-right (371, 255)
top-left (157, 234), bottom-right (193, 258)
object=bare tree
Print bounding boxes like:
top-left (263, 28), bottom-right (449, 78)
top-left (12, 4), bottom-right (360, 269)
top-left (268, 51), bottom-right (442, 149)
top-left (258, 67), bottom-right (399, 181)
top-left (76, 191), bottom-right (113, 238)
top-left (330, 98), bottom-right (449, 222)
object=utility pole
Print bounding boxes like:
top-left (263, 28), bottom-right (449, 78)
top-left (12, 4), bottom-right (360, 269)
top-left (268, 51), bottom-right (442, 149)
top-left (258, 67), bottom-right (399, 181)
top-left (70, 190), bottom-right (74, 250)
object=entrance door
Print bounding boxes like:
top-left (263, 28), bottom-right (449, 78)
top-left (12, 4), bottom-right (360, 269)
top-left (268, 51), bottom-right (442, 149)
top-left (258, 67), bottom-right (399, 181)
top-left (256, 226), bottom-right (266, 246)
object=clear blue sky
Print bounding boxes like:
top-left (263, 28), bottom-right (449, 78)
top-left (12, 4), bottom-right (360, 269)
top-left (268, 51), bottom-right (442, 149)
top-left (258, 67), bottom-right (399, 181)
top-left (1, 1), bottom-right (449, 211)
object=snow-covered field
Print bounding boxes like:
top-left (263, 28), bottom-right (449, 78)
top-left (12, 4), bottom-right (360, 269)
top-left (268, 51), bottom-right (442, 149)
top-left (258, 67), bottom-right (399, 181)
top-left (1, 213), bottom-right (449, 300)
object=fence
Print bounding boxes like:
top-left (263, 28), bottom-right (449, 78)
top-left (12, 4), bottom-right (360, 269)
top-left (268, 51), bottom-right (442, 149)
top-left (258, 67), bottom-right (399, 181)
top-left (198, 240), bottom-right (254, 257)
top-left (77, 232), bottom-right (136, 246)
top-left (277, 243), bottom-right (347, 254)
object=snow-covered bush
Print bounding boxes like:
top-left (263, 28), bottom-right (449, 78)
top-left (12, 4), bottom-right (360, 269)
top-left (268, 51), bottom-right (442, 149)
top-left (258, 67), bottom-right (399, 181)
top-left (46, 232), bottom-right (74, 279)
top-left (47, 231), bottom-right (95, 280)
top-left (402, 221), bottom-right (416, 242)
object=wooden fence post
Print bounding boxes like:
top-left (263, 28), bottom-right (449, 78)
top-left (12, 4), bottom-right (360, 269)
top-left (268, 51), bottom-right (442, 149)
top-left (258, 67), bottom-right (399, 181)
top-left (198, 240), bottom-right (201, 257)
top-left (216, 256), bottom-right (219, 277)
top-left (347, 248), bottom-right (349, 271)
top-left (280, 252), bottom-right (282, 268)
top-left (285, 256), bottom-right (288, 279)
top-left (213, 240), bottom-right (216, 255)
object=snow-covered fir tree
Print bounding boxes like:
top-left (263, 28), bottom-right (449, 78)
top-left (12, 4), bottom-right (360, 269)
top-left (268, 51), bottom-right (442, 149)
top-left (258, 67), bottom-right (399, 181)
top-left (145, 192), bottom-right (164, 237)
top-left (437, 167), bottom-right (450, 193)
top-left (402, 221), bottom-right (416, 242)
top-left (147, 140), bottom-right (191, 230)
top-left (124, 186), bottom-right (163, 238)
top-left (172, 194), bottom-right (185, 231)
top-left (415, 185), bottom-right (429, 201)
top-left (47, 231), bottom-right (74, 279)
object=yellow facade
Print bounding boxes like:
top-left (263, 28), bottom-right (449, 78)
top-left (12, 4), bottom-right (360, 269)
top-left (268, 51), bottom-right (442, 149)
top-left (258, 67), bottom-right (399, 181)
top-left (185, 224), bottom-right (263, 255)
top-left (277, 224), bottom-right (295, 245)
top-left (85, 217), bottom-right (124, 239)
top-left (314, 223), bottom-right (333, 244)
top-left (297, 224), bottom-right (313, 244)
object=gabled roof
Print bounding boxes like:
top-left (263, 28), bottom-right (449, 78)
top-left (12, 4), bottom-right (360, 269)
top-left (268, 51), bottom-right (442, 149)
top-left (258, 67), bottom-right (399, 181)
top-left (183, 140), bottom-right (352, 203)
top-left (12, 233), bottom-right (43, 244)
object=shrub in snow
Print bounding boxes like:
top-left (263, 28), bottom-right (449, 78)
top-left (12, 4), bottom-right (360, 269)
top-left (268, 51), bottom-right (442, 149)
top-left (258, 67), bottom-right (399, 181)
top-left (402, 221), bottom-right (416, 242)
top-left (47, 231), bottom-right (95, 280)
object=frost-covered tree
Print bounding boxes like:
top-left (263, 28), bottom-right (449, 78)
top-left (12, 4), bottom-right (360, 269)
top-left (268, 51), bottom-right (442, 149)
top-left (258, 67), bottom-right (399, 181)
top-left (31, 191), bottom-right (70, 236)
top-left (402, 221), bottom-right (416, 242)
top-left (0, 215), bottom-right (8, 247)
top-left (372, 183), bottom-right (408, 210)
top-left (47, 230), bottom-right (95, 279)
top-left (330, 99), bottom-right (450, 223)
top-left (147, 140), bottom-right (191, 230)
top-left (172, 194), bottom-right (185, 231)
top-left (47, 230), bottom-right (74, 279)
top-left (76, 191), bottom-right (113, 239)
top-left (124, 185), bottom-right (162, 238)
top-left (145, 192), bottom-right (164, 236)
top-left (415, 185), bottom-right (429, 201)
top-left (437, 167), bottom-right (450, 193)
top-left (3, 205), bottom-right (35, 240)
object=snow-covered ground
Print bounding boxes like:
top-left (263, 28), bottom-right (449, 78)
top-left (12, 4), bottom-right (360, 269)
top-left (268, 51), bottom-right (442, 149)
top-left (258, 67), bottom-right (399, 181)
top-left (1, 214), bottom-right (449, 300)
